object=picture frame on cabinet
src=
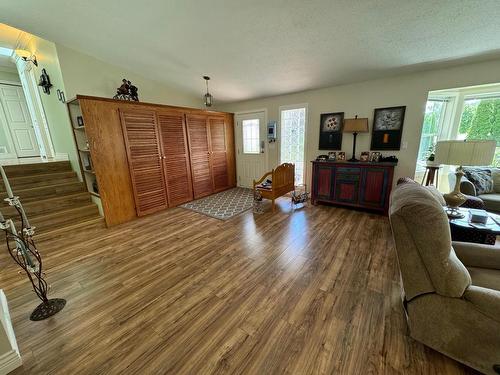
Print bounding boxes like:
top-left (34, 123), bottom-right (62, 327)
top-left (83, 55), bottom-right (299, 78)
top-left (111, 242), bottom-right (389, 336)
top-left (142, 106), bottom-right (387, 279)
top-left (370, 106), bottom-right (406, 150)
top-left (337, 151), bottom-right (346, 161)
top-left (370, 151), bottom-right (381, 162)
top-left (360, 151), bottom-right (370, 162)
top-left (319, 112), bottom-right (344, 150)
top-left (76, 116), bottom-right (84, 127)
top-left (328, 151), bottom-right (336, 160)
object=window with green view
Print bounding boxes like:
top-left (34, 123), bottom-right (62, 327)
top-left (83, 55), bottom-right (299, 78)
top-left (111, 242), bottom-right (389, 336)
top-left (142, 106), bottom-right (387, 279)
top-left (458, 95), bottom-right (500, 167)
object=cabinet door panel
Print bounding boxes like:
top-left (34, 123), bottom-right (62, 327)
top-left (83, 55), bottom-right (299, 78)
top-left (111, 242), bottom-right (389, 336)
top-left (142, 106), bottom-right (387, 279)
top-left (334, 169), bottom-right (360, 204)
top-left (157, 112), bottom-right (194, 206)
top-left (360, 168), bottom-right (387, 208)
top-left (186, 114), bottom-right (214, 198)
top-left (120, 110), bottom-right (168, 215)
top-left (315, 165), bottom-right (334, 201)
top-left (209, 117), bottom-right (229, 190)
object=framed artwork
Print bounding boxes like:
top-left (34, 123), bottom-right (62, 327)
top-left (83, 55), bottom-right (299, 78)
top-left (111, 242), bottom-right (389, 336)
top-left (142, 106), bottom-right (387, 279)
top-left (337, 151), bottom-right (346, 161)
top-left (360, 151), bottom-right (370, 161)
top-left (370, 151), bottom-right (381, 162)
top-left (319, 112), bottom-right (344, 150)
top-left (370, 106), bottom-right (406, 150)
top-left (328, 151), bottom-right (336, 160)
top-left (76, 116), bottom-right (84, 127)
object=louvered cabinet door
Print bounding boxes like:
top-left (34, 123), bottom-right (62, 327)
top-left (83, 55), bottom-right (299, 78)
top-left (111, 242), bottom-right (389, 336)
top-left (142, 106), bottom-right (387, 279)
top-left (157, 111), bottom-right (194, 206)
top-left (120, 110), bottom-right (168, 216)
top-left (186, 114), bottom-right (214, 199)
top-left (208, 117), bottom-right (229, 191)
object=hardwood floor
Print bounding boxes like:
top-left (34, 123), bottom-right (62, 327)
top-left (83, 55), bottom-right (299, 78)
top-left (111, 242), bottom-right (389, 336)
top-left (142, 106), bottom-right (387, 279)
top-left (1, 198), bottom-right (477, 374)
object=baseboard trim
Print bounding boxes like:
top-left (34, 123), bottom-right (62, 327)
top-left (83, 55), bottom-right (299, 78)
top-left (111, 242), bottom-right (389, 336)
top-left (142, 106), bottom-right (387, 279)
top-left (0, 350), bottom-right (22, 374)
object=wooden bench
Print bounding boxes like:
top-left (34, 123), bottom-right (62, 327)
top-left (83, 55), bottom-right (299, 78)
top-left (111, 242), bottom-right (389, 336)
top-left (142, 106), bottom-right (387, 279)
top-left (253, 163), bottom-right (295, 212)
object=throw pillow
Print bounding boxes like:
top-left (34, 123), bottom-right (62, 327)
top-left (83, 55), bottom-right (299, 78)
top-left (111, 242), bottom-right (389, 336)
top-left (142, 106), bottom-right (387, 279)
top-left (492, 169), bottom-right (500, 193)
top-left (462, 167), bottom-right (494, 195)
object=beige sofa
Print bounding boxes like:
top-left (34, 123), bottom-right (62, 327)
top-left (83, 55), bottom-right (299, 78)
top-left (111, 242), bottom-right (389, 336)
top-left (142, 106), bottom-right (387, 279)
top-left (449, 167), bottom-right (500, 212)
top-left (389, 182), bottom-right (500, 374)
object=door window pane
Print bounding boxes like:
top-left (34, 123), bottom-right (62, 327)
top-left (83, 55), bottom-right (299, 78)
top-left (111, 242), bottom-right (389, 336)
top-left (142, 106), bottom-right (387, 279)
top-left (280, 107), bottom-right (306, 185)
top-left (242, 119), bottom-right (260, 154)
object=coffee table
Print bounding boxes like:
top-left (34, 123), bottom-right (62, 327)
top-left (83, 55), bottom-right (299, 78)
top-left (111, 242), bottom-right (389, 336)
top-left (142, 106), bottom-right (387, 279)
top-left (448, 207), bottom-right (500, 245)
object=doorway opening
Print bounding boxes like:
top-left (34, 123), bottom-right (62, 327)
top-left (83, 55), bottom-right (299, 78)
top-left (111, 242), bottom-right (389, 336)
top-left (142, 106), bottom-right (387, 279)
top-left (0, 23), bottom-right (56, 164)
top-left (279, 104), bottom-right (307, 186)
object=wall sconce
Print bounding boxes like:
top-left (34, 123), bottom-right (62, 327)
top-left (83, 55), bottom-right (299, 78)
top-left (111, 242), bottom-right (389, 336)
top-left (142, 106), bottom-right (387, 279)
top-left (203, 76), bottom-right (213, 107)
top-left (15, 49), bottom-right (38, 67)
top-left (38, 69), bottom-right (52, 94)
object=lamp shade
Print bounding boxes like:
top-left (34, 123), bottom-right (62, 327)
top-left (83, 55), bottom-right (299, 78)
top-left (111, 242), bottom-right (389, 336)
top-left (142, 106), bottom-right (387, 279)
top-left (343, 117), bottom-right (369, 133)
top-left (435, 140), bottom-right (496, 166)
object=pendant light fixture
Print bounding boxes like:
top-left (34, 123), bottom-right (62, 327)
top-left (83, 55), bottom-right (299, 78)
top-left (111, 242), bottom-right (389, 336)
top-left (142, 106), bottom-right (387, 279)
top-left (203, 76), bottom-right (213, 107)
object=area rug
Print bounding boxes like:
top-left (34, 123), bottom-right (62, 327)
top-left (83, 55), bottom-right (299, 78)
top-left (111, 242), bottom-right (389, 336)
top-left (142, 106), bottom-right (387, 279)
top-left (180, 187), bottom-right (254, 220)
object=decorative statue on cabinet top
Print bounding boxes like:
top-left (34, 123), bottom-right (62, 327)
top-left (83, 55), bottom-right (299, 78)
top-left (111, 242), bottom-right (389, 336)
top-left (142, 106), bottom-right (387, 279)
top-left (113, 79), bottom-right (139, 101)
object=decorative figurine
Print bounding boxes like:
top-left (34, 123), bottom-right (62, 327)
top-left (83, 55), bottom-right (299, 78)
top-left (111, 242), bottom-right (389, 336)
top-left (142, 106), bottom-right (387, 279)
top-left (113, 79), bottom-right (139, 101)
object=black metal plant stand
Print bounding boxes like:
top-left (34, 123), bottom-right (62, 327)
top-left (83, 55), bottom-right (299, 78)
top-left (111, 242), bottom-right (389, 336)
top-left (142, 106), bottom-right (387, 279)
top-left (1, 196), bottom-right (66, 321)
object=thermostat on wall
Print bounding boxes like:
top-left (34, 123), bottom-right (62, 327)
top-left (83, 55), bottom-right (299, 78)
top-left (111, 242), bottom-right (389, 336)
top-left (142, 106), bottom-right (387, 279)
top-left (267, 121), bottom-right (277, 142)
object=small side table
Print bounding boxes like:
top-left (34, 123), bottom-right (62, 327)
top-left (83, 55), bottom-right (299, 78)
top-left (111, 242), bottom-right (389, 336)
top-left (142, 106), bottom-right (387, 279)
top-left (421, 165), bottom-right (440, 187)
top-left (448, 207), bottom-right (500, 245)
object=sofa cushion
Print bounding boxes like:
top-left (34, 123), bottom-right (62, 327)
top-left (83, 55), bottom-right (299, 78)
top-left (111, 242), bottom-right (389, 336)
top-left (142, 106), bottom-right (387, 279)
top-left (477, 193), bottom-right (500, 212)
top-left (463, 167), bottom-right (494, 195)
top-left (492, 169), bottom-right (500, 193)
top-left (467, 267), bottom-right (500, 291)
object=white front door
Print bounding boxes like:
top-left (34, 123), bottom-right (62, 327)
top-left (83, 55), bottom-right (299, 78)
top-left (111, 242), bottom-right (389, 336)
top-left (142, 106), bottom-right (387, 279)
top-left (235, 111), bottom-right (267, 188)
top-left (0, 84), bottom-right (40, 157)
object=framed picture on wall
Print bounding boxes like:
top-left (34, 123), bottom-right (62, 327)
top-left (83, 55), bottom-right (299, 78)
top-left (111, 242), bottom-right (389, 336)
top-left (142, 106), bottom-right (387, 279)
top-left (370, 106), bottom-right (406, 150)
top-left (319, 112), bottom-right (344, 150)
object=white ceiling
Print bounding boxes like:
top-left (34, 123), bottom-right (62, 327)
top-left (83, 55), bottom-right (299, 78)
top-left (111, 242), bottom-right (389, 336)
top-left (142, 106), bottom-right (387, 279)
top-left (1, 0), bottom-right (500, 102)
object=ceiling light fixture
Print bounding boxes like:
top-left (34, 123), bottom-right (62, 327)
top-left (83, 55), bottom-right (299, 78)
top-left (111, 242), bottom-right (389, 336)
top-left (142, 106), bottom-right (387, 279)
top-left (203, 76), bottom-right (213, 107)
top-left (15, 49), bottom-right (38, 67)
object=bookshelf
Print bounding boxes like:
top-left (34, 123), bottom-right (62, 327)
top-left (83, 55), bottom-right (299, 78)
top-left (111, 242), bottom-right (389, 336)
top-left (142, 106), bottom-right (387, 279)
top-left (67, 98), bottom-right (100, 198)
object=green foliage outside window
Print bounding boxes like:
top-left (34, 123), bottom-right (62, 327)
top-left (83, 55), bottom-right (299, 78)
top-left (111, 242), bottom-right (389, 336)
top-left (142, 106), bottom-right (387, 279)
top-left (459, 97), bottom-right (500, 167)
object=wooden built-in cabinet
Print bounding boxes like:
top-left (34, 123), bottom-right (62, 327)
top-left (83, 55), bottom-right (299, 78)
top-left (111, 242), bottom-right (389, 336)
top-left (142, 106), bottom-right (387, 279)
top-left (120, 110), bottom-right (169, 216)
top-left (68, 95), bottom-right (235, 226)
top-left (157, 111), bottom-right (193, 206)
top-left (311, 161), bottom-right (396, 214)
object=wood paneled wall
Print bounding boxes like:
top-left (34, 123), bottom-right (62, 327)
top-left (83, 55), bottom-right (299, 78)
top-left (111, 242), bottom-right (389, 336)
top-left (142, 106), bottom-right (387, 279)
top-left (77, 95), bottom-right (235, 226)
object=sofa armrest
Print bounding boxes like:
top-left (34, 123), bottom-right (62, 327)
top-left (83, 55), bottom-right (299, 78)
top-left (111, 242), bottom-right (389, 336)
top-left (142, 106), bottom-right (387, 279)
top-left (464, 285), bottom-right (500, 323)
top-left (453, 241), bottom-right (500, 270)
top-left (460, 178), bottom-right (477, 196)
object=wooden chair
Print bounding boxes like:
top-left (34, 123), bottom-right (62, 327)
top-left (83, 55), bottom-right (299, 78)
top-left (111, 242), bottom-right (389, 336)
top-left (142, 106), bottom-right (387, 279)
top-left (253, 163), bottom-right (295, 212)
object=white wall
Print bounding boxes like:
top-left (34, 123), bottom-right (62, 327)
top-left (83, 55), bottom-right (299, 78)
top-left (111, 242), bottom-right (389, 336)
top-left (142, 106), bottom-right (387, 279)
top-left (218, 59), bottom-right (500, 188)
top-left (56, 45), bottom-right (201, 108)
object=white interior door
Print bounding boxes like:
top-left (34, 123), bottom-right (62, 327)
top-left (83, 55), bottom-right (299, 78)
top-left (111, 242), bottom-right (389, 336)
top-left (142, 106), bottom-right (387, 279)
top-left (18, 61), bottom-right (54, 158)
top-left (0, 84), bottom-right (40, 157)
top-left (235, 111), bottom-right (267, 188)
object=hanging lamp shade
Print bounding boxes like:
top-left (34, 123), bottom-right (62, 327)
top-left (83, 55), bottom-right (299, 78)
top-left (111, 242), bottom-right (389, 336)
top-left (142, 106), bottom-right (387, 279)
top-left (203, 76), bottom-right (213, 107)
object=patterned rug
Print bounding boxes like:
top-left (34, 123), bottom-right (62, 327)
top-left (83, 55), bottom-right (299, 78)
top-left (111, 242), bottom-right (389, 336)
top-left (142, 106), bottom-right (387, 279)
top-left (180, 187), bottom-right (254, 220)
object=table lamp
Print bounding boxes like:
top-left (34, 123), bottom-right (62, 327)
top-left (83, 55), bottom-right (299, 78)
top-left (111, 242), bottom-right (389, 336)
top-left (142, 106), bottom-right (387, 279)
top-left (435, 139), bottom-right (496, 218)
top-left (343, 116), bottom-right (369, 162)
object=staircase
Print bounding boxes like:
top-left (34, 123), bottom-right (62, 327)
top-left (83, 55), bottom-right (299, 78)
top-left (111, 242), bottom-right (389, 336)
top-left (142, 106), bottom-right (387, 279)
top-left (1, 161), bottom-right (105, 243)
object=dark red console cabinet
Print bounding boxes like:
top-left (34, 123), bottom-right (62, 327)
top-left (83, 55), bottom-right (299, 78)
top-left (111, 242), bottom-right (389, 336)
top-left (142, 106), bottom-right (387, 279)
top-left (311, 161), bottom-right (396, 214)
